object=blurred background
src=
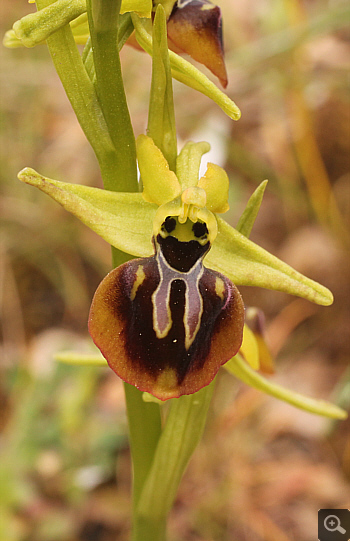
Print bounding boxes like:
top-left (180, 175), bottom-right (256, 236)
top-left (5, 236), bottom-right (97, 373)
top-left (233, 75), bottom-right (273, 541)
top-left (0, 0), bottom-right (349, 540)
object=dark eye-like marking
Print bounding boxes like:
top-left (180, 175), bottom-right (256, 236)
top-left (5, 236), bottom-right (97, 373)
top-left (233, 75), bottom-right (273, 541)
top-left (162, 216), bottom-right (176, 234)
top-left (192, 221), bottom-right (208, 238)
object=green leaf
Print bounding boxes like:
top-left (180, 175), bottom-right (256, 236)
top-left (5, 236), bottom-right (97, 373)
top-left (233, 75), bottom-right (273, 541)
top-left (225, 354), bottom-right (347, 419)
top-left (236, 179), bottom-right (268, 237)
top-left (18, 168), bottom-right (156, 257)
top-left (206, 217), bottom-right (333, 306)
top-left (148, 5), bottom-right (177, 172)
top-left (131, 13), bottom-right (241, 121)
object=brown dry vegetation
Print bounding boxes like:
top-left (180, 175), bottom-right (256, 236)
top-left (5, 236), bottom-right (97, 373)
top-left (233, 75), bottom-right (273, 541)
top-left (0, 1), bottom-right (349, 540)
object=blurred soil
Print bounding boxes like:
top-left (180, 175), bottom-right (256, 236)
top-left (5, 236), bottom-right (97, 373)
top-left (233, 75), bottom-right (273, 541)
top-left (0, 0), bottom-right (349, 540)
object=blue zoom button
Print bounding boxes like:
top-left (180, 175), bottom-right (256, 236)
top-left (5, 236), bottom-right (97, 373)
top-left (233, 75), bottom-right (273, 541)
top-left (319, 509), bottom-right (350, 541)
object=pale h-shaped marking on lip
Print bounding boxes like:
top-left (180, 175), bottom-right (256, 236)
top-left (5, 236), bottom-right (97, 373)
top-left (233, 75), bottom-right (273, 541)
top-left (152, 245), bottom-right (204, 351)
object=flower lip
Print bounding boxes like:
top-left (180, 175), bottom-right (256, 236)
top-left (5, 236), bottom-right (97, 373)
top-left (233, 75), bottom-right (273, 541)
top-left (89, 248), bottom-right (245, 400)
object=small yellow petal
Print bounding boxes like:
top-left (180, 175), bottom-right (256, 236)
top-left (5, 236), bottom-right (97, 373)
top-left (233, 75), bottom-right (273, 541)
top-left (256, 334), bottom-right (275, 374)
top-left (137, 135), bottom-right (181, 206)
top-left (239, 324), bottom-right (260, 370)
top-left (245, 306), bottom-right (274, 373)
top-left (198, 163), bottom-right (229, 213)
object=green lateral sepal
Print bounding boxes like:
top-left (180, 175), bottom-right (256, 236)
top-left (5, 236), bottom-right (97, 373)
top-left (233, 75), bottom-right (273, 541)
top-left (225, 354), bottom-right (347, 419)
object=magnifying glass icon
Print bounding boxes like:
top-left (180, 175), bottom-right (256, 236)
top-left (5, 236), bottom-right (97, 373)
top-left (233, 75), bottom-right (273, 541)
top-left (324, 515), bottom-right (346, 534)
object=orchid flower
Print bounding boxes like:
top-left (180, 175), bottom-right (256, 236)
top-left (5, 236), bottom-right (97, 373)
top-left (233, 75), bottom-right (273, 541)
top-left (18, 135), bottom-right (345, 417)
top-left (8, 0), bottom-right (344, 418)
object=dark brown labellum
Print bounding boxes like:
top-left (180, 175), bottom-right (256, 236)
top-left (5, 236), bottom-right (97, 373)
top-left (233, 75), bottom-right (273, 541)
top-left (89, 228), bottom-right (244, 400)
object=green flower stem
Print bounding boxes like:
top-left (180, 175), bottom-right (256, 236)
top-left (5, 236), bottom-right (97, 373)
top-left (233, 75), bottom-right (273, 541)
top-left (34, 2), bottom-right (160, 531)
top-left (133, 383), bottom-right (215, 540)
top-left (86, 0), bottom-right (138, 192)
top-left (82, 14), bottom-right (134, 83)
top-left (35, 0), bottom-right (126, 190)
